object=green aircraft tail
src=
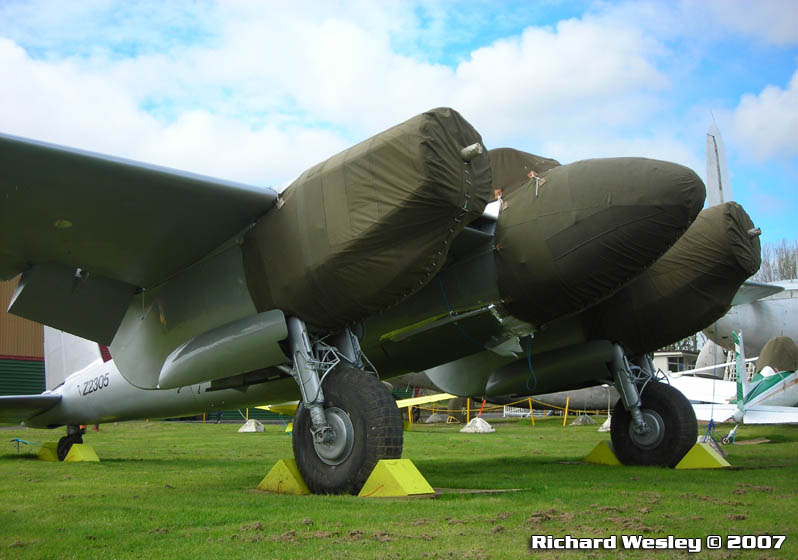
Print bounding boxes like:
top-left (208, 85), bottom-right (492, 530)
top-left (732, 331), bottom-right (749, 413)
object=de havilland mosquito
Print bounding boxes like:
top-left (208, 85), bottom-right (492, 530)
top-left (0, 108), bottom-right (762, 494)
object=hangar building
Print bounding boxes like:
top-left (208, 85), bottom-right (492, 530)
top-left (0, 277), bottom-right (45, 395)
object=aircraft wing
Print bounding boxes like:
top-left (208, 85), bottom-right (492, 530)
top-left (395, 393), bottom-right (456, 408)
top-left (258, 392), bottom-right (456, 416)
top-left (0, 394), bottom-right (61, 424)
top-left (0, 133), bottom-right (277, 342)
top-left (667, 375), bottom-right (736, 404)
top-left (737, 405), bottom-right (798, 424)
top-left (731, 281), bottom-right (784, 306)
top-left (692, 403), bottom-right (737, 423)
top-left (692, 403), bottom-right (798, 424)
top-left (259, 401), bottom-right (299, 416)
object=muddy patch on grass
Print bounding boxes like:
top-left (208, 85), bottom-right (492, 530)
top-left (312, 531), bottom-right (335, 539)
top-left (680, 493), bottom-right (747, 506)
top-left (373, 530), bottom-right (393, 542)
top-left (526, 509), bottom-right (574, 524)
top-left (276, 529), bottom-right (297, 542)
top-left (489, 511), bottom-right (513, 523)
top-left (733, 484), bottom-right (775, 495)
top-left (241, 521), bottom-right (264, 532)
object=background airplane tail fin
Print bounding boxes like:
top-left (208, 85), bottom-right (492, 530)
top-left (732, 331), bottom-right (749, 414)
top-left (43, 327), bottom-right (105, 390)
top-left (706, 123), bottom-right (733, 207)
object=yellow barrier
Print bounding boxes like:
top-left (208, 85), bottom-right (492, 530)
top-left (528, 398), bottom-right (535, 426)
top-left (412, 396), bottom-right (609, 416)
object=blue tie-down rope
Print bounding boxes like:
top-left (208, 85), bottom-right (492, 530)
top-left (9, 438), bottom-right (38, 452)
top-left (525, 337), bottom-right (538, 393)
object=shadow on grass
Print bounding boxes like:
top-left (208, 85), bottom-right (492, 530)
top-left (0, 453), bottom-right (39, 460)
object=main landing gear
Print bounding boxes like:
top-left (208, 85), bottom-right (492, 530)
top-left (609, 345), bottom-right (696, 467)
top-left (57, 425), bottom-right (85, 461)
top-left (286, 318), bottom-right (403, 494)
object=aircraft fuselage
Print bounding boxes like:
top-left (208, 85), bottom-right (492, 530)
top-left (27, 358), bottom-right (299, 429)
top-left (704, 281), bottom-right (798, 356)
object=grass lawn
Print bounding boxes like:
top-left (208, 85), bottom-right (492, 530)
top-left (1, 417), bottom-right (796, 559)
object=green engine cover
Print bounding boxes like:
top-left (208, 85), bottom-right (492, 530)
top-left (243, 107), bottom-right (493, 329)
top-left (494, 157), bottom-right (706, 327)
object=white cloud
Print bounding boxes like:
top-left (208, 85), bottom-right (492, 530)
top-left (0, 36), bottom-right (350, 187)
top-left (703, 0), bottom-right (798, 46)
top-left (6, 0), bottom-right (775, 187)
top-left (594, 0), bottom-right (798, 47)
top-left (733, 69), bottom-right (798, 160)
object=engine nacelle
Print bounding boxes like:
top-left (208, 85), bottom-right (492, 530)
top-left (494, 157), bottom-right (706, 326)
top-left (582, 201), bottom-right (761, 355)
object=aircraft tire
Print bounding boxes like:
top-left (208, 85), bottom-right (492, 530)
top-left (56, 433), bottom-right (83, 461)
top-left (610, 381), bottom-right (696, 468)
top-left (293, 367), bottom-right (403, 494)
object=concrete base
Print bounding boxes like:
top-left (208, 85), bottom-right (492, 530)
top-left (238, 419), bottom-right (265, 433)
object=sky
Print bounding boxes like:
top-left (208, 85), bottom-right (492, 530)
top-left (0, 0), bottom-right (796, 244)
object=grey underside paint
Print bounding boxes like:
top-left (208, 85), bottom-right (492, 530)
top-left (110, 244), bottom-right (280, 390)
top-left (0, 132), bottom-right (276, 288)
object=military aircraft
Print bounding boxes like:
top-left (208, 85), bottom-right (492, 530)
top-left (0, 107), bottom-right (762, 494)
top-left (701, 280), bottom-right (798, 360)
top-left (685, 333), bottom-right (798, 425)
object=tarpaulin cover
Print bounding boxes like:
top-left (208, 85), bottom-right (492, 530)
top-left (756, 336), bottom-right (798, 373)
top-left (488, 148), bottom-right (560, 198)
top-left (583, 202), bottom-right (761, 355)
top-left (494, 158), bottom-right (705, 326)
top-left (243, 108), bottom-right (492, 329)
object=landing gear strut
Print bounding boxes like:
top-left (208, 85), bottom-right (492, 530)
top-left (286, 317), bottom-right (403, 494)
top-left (57, 425), bottom-right (85, 461)
top-left (610, 345), bottom-right (696, 467)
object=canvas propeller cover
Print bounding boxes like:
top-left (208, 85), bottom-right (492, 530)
top-left (582, 202), bottom-right (761, 355)
top-left (243, 107), bottom-right (492, 329)
top-left (488, 147), bottom-right (560, 198)
top-left (494, 157), bottom-right (706, 326)
top-left (756, 336), bottom-right (798, 373)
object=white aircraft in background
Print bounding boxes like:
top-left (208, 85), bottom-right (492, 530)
top-left (696, 123), bottom-right (797, 365)
top-left (671, 332), bottom-right (798, 424)
top-left (702, 280), bottom-right (798, 359)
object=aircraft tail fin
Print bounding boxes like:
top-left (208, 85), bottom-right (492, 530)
top-left (705, 123), bottom-right (733, 207)
top-left (43, 326), bottom-right (105, 390)
top-left (732, 331), bottom-right (749, 413)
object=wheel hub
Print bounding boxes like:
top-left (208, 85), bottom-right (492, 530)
top-left (312, 407), bottom-right (355, 465)
top-left (628, 408), bottom-right (665, 449)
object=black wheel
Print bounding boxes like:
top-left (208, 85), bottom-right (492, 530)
top-left (56, 433), bottom-right (83, 461)
top-left (610, 381), bottom-right (696, 467)
top-left (292, 367), bottom-right (403, 494)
